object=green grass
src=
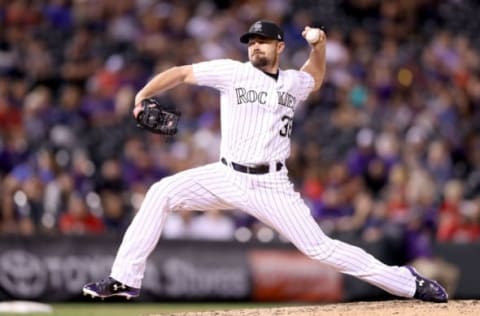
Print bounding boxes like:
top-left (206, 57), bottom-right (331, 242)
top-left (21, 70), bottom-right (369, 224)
top-left (0, 302), bottom-right (295, 316)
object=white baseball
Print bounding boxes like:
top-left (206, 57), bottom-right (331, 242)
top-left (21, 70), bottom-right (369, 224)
top-left (305, 28), bottom-right (321, 44)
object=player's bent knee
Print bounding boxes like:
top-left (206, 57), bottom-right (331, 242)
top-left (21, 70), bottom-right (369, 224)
top-left (149, 177), bottom-right (175, 197)
top-left (148, 176), bottom-right (189, 206)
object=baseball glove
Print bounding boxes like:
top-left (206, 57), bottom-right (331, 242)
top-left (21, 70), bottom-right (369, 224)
top-left (135, 97), bottom-right (180, 135)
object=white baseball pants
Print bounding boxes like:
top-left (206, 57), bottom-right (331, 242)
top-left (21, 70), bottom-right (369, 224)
top-left (111, 162), bottom-right (415, 297)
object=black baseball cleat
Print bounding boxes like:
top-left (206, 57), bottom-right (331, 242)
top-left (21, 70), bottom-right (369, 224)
top-left (406, 266), bottom-right (448, 303)
top-left (82, 277), bottom-right (140, 300)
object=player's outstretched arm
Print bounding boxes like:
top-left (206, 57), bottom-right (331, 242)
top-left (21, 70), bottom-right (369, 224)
top-left (300, 26), bottom-right (327, 92)
top-left (133, 65), bottom-right (196, 117)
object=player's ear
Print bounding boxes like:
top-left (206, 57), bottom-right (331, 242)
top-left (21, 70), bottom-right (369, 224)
top-left (277, 41), bottom-right (285, 54)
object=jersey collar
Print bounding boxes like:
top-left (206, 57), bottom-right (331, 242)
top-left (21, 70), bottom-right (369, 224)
top-left (262, 70), bottom-right (279, 81)
top-left (247, 61), bottom-right (281, 81)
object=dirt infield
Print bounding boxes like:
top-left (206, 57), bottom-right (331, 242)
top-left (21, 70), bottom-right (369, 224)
top-left (155, 300), bottom-right (479, 316)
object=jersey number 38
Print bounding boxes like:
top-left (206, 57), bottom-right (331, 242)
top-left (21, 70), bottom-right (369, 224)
top-left (279, 115), bottom-right (293, 138)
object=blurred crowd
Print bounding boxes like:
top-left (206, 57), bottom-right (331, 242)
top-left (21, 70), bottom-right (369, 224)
top-left (1, 0), bottom-right (480, 261)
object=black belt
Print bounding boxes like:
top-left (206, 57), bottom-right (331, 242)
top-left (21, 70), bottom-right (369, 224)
top-left (221, 157), bottom-right (282, 174)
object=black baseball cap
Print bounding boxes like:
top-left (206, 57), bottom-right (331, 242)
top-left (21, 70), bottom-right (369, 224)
top-left (240, 20), bottom-right (284, 43)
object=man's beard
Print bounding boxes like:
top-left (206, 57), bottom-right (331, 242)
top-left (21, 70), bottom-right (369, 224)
top-left (251, 55), bottom-right (269, 68)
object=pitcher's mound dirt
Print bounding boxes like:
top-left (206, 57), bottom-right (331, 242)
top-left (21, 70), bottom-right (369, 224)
top-left (154, 300), bottom-right (479, 316)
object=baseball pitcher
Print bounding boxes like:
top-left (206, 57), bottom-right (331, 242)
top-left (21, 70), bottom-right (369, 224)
top-left (83, 20), bottom-right (447, 303)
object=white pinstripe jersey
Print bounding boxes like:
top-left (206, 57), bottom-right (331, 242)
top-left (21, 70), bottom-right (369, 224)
top-left (192, 59), bottom-right (314, 164)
